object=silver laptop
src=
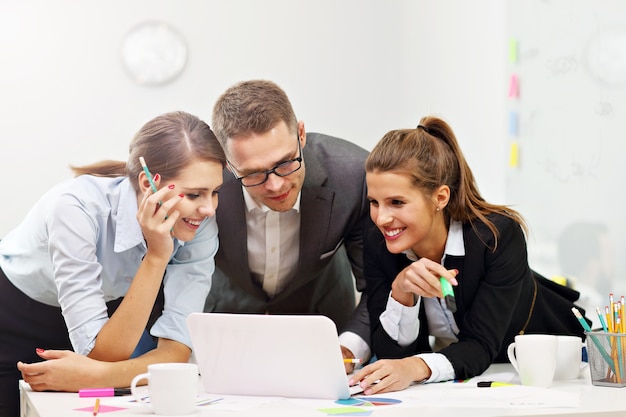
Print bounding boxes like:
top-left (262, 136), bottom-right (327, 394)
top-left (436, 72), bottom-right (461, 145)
top-left (186, 312), bottom-right (357, 399)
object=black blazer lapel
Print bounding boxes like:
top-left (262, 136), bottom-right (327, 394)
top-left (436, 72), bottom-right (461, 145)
top-left (293, 145), bottom-right (334, 288)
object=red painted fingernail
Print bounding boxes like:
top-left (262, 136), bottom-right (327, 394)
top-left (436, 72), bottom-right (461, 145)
top-left (454, 269), bottom-right (459, 275)
top-left (154, 173), bottom-right (160, 181)
top-left (168, 184), bottom-right (175, 189)
top-left (178, 193), bottom-right (184, 198)
top-left (36, 348), bottom-right (45, 353)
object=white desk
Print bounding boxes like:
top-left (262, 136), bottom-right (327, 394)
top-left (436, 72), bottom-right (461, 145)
top-left (20, 364), bottom-right (626, 417)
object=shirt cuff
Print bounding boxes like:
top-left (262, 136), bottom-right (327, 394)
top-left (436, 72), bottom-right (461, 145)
top-left (339, 331), bottom-right (371, 363)
top-left (69, 317), bottom-right (108, 355)
top-left (150, 311), bottom-right (190, 348)
top-left (379, 291), bottom-right (421, 345)
top-left (416, 352), bottom-right (455, 383)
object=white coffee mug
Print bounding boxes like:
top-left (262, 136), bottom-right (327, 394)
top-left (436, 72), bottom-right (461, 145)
top-left (130, 362), bottom-right (198, 415)
top-left (555, 335), bottom-right (586, 380)
top-left (507, 334), bottom-right (558, 387)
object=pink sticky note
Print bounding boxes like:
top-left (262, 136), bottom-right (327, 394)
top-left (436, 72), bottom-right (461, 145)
top-left (508, 74), bottom-right (519, 98)
top-left (74, 404), bottom-right (127, 414)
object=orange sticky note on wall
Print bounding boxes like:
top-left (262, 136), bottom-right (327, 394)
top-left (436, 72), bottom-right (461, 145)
top-left (509, 142), bottom-right (519, 167)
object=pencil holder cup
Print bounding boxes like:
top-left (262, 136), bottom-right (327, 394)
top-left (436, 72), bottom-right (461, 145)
top-left (585, 331), bottom-right (626, 388)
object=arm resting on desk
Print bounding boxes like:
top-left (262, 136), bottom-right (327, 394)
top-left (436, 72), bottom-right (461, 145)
top-left (17, 338), bottom-right (189, 392)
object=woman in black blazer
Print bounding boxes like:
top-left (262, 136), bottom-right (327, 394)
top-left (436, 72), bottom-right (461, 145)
top-left (350, 116), bottom-right (589, 394)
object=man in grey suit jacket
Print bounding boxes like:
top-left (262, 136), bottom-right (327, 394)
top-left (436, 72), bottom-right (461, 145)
top-left (204, 80), bottom-right (370, 368)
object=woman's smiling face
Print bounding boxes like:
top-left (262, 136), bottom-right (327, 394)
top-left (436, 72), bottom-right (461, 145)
top-left (164, 159), bottom-right (223, 242)
top-left (366, 170), bottom-right (439, 255)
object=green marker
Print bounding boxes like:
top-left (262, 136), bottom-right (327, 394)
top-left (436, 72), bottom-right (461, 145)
top-left (440, 277), bottom-right (457, 312)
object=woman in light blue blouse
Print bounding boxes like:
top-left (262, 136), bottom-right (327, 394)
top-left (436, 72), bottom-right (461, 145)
top-left (0, 111), bottom-right (225, 417)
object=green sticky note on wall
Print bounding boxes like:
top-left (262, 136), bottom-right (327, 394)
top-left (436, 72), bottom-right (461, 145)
top-left (509, 39), bottom-right (518, 63)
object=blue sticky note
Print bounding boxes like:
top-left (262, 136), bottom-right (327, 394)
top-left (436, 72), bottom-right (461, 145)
top-left (508, 111), bottom-right (518, 136)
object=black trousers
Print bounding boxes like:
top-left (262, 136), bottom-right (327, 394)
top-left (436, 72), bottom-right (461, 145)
top-left (0, 268), bottom-right (132, 417)
top-left (0, 267), bottom-right (73, 417)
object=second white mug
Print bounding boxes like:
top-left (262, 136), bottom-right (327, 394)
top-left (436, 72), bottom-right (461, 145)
top-left (555, 335), bottom-right (586, 380)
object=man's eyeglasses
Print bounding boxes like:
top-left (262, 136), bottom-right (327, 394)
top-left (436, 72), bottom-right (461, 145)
top-left (227, 136), bottom-right (303, 187)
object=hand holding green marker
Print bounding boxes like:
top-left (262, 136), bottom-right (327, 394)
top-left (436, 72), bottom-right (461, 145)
top-left (139, 156), bottom-right (169, 222)
top-left (440, 276), bottom-right (457, 312)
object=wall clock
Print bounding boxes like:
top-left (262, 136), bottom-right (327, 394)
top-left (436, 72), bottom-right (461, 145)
top-left (121, 21), bottom-right (188, 86)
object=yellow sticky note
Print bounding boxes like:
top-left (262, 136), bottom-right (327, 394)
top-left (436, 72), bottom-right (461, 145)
top-left (509, 142), bottom-right (519, 168)
top-left (551, 275), bottom-right (569, 287)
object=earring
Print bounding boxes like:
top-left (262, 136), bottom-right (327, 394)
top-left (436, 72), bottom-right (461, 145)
top-left (436, 207), bottom-right (440, 212)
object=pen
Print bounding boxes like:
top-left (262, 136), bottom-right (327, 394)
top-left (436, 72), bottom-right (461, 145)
top-left (139, 156), bottom-right (168, 221)
top-left (79, 388), bottom-right (132, 397)
top-left (344, 358), bottom-right (362, 364)
top-left (610, 294), bottom-right (615, 332)
top-left (572, 307), bottom-right (592, 332)
top-left (597, 307), bottom-right (608, 332)
top-left (572, 307), bottom-right (616, 374)
top-left (477, 381), bottom-right (514, 387)
top-left (93, 398), bottom-right (100, 416)
top-left (196, 397), bottom-right (223, 406)
top-left (139, 156), bottom-right (158, 193)
top-left (439, 277), bottom-right (457, 312)
top-left (620, 295), bottom-right (626, 333)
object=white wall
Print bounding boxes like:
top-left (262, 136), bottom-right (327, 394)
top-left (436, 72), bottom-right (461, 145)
top-left (504, 0), bottom-right (626, 318)
top-left (0, 0), bottom-right (507, 237)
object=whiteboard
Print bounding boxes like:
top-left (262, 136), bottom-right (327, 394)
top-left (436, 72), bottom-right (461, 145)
top-left (506, 0), bottom-right (626, 320)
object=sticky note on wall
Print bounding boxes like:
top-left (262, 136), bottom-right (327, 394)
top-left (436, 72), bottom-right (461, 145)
top-left (508, 74), bottom-right (519, 98)
top-left (509, 142), bottom-right (519, 167)
top-left (508, 111), bottom-right (518, 136)
top-left (509, 39), bottom-right (518, 63)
